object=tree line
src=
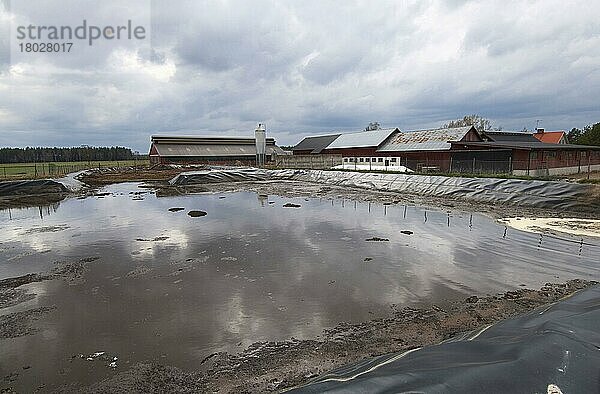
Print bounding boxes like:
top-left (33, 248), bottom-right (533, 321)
top-left (568, 123), bottom-right (600, 146)
top-left (0, 146), bottom-right (138, 164)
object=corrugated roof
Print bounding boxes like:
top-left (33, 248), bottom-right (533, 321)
top-left (325, 128), bottom-right (398, 149)
top-left (292, 134), bottom-right (341, 153)
top-left (151, 135), bottom-right (277, 144)
top-left (453, 141), bottom-right (600, 151)
top-left (533, 131), bottom-right (567, 144)
top-left (484, 131), bottom-right (541, 143)
top-left (153, 144), bottom-right (284, 157)
top-left (377, 126), bottom-right (473, 152)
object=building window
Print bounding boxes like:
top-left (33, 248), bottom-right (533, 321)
top-left (359, 158), bottom-right (364, 162)
top-left (391, 158), bottom-right (397, 162)
top-left (343, 158), bottom-right (348, 162)
top-left (365, 158), bottom-right (370, 162)
top-left (378, 158), bottom-right (383, 163)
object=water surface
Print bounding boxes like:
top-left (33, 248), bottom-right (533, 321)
top-left (0, 182), bottom-right (597, 391)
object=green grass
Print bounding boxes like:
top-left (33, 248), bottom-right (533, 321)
top-left (0, 160), bottom-right (149, 180)
top-left (577, 178), bottom-right (600, 184)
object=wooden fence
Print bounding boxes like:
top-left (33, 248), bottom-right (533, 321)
top-left (275, 154), bottom-right (342, 169)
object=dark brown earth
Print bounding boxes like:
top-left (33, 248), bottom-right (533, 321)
top-left (187, 210), bottom-right (207, 217)
top-left (0, 179), bottom-right (69, 210)
top-left (73, 280), bottom-right (595, 393)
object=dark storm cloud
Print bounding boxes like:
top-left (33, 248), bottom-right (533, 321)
top-left (0, 0), bottom-right (600, 149)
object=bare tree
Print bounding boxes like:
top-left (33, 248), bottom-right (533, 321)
top-left (443, 115), bottom-right (493, 131)
top-left (365, 122), bottom-right (381, 131)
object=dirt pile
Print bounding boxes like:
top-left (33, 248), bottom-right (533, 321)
top-left (0, 179), bottom-right (69, 209)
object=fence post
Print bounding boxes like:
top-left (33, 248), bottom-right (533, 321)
top-left (588, 151), bottom-right (591, 180)
top-left (472, 157), bottom-right (475, 174)
top-left (449, 157), bottom-right (453, 173)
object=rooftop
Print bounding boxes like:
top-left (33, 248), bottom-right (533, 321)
top-left (292, 134), bottom-right (341, 154)
top-left (484, 131), bottom-right (541, 143)
top-left (325, 128), bottom-right (398, 149)
top-left (151, 135), bottom-right (277, 145)
top-left (533, 131), bottom-right (567, 144)
top-left (452, 141), bottom-right (600, 151)
top-left (377, 126), bottom-right (476, 152)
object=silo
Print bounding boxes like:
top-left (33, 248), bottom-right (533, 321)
top-left (255, 123), bottom-right (266, 167)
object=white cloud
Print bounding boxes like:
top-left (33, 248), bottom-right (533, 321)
top-left (1, 0), bottom-right (599, 149)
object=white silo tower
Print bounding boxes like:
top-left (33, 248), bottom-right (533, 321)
top-left (255, 123), bottom-right (266, 167)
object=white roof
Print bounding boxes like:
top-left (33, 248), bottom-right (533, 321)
top-left (326, 128), bottom-right (398, 149)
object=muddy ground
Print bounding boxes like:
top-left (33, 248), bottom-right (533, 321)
top-left (0, 257), bottom-right (99, 339)
top-left (2, 168), bottom-right (600, 392)
top-left (0, 179), bottom-right (68, 210)
top-left (67, 280), bottom-right (594, 393)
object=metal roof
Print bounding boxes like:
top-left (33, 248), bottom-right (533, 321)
top-left (151, 135), bottom-right (276, 144)
top-left (292, 134), bottom-right (341, 154)
top-left (153, 143), bottom-right (284, 157)
top-left (377, 126), bottom-right (474, 152)
top-left (325, 128), bottom-right (398, 149)
top-left (452, 141), bottom-right (600, 151)
top-left (483, 131), bottom-right (541, 143)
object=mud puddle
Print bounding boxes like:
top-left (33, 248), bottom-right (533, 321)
top-left (0, 182), bottom-right (598, 392)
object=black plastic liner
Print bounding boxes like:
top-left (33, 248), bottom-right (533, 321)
top-left (170, 168), bottom-right (597, 210)
top-left (170, 168), bottom-right (272, 185)
top-left (290, 285), bottom-right (600, 394)
top-left (0, 179), bottom-right (68, 196)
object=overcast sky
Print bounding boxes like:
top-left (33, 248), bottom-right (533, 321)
top-left (1, 0), bottom-right (599, 151)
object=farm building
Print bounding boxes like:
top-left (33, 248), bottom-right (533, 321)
top-left (328, 126), bottom-right (483, 171)
top-left (373, 126), bottom-right (482, 171)
top-left (290, 125), bottom-right (600, 175)
top-left (453, 131), bottom-right (600, 176)
top-left (149, 135), bottom-right (286, 164)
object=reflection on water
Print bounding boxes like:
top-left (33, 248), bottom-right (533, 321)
top-left (2, 201), bottom-right (62, 220)
top-left (0, 182), bottom-right (598, 391)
